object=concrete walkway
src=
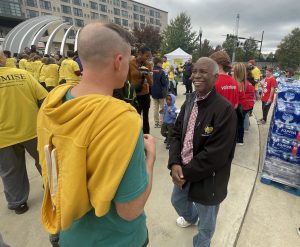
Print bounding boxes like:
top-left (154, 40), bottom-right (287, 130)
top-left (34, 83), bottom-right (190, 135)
top-left (0, 84), bottom-right (299, 247)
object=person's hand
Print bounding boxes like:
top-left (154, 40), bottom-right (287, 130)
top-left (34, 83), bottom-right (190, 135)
top-left (267, 99), bottom-right (272, 105)
top-left (144, 134), bottom-right (156, 165)
top-left (159, 109), bottom-right (163, 113)
top-left (171, 165), bottom-right (186, 187)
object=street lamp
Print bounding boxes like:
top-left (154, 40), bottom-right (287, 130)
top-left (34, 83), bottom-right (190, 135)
top-left (199, 27), bottom-right (202, 57)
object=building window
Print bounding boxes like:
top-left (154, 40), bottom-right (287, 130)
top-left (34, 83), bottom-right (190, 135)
top-left (91, 12), bottom-right (99, 19)
top-left (72, 0), bottom-right (81, 6)
top-left (26, 0), bottom-right (38, 7)
top-left (113, 0), bottom-right (120, 6)
top-left (73, 7), bottom-right (83, 17)
top-left (134, 22), bottom-right (139, 29)
top-left (122, 19), bottom-right (128, 27)
top-left (99, 4), bottom-right (107, 12)
top-left (150, 9), bottom-right (154, 17)
top-left (114, 8), bottom-right (120, 16)
top-left (40, 0), bottom-right (51, 10)
top-left (90, 1), bottom-right (97, 10)
top-left (155, 11), bottom-right (160, 18)
top-left (4, 3), bottom-right (22, 17)
top-left (121, 1), bottom-right (127, 8)
top-left (155, 19), bottom-right (160, 26)
top-left (100, 14), bottom-right (108, 20)
top-left (75, 19), bottom-right (84, 27)
top-left (121, 10), bottom-right (128, 18)
top-left (61, 0), bottom-right (70, 2)
top-left (140, 7), bottom-right (145, 14)
top-left (114, 17), bottom-right (121, 25)
top-left (133, 13), bottom-right (139, 20)
top-left (140, 23), bottom-right (145, 29)
top-left (133, 5), bottom-right (139, 12)
top-left (63, 16), bottom-right (73, 24)
top-left (140, 15), bottom-right (145, 22)
top-left (100, 0), bottom-right (106, 2)
top-left (150, 18), bottom-right (154, 24)
top-left (41, 12), bottom-right (51, 15)
top-left (61, 5), bottom-right (71, 14)
top-left (26, 9), bottom-right (39, 17)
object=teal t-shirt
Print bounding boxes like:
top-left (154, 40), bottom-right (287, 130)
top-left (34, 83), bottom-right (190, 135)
top-left (60, 89), bottom-right (149, 247)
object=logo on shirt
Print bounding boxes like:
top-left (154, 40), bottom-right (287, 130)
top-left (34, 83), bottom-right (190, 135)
top-left (202, 125), bottom-right (214, 136)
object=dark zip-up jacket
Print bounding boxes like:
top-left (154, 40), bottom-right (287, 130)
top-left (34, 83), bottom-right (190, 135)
top-left (168, 89), bottom-right (237, 205)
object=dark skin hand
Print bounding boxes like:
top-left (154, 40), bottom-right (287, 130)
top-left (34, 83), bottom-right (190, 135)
top-left (171, 164), bottom-right (186, 187)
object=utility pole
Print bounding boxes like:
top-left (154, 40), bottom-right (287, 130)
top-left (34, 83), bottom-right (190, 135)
top-left (258, 30), bottom-right (264, 61)
top-left (232, 13), bottom-right (240, 63)
top-left (199, 27), bottom-right (202, 57)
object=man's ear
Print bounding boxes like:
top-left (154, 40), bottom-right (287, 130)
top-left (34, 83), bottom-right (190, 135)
top-left (114, 54), bottom-right (123, 71)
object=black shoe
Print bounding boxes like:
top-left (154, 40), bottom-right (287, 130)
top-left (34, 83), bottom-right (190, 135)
top-left (164, 138), bottom-right (167, 143)
top-left (14, 202), bottom-right (29, 214)
top-left (166, 144), bottom-right (170, 149)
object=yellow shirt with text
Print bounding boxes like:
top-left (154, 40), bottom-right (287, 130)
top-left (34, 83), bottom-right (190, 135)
top-left (0, 67), bottom-right (48, 148)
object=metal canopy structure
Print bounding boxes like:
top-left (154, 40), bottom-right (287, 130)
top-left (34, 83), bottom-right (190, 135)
top-left (3, 16), bottom-right (79, 55)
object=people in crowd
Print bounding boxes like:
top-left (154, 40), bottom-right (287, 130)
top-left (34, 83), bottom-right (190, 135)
top-left (168, 65), bottom-right (177, 96)
top-left (162, 55), bottom-right (170, 75)
top-left (248, 60), bottom-right (261, 100)
top-left (3, 50), bottom-right (16, 68)
top-left (168, 57), bottom-right (237, 247)
top-left (233, 63), bottom-right (255, 145)
top-left (58, 50), bottom-right (81, 84)
top-left (18, 53), bottom-right (29, 70)
top-left (160, 93), bottom-right (177, 149)
top-left (209, 51), bottom-right (239, 109)
top-left (0, 50), bottom-right (48, 215)
top-left (32, 55), bottom-right (43, 81)
top-left (128, 46), bottom-right (153, 134)
top-left (37, 23), bottom-right (156, 247)
top-left (74, 50), bottom-right (83, 72)
top-left (44, 57), bottom-right (59, 92)
top-left (259, 68), bottom-right (276, 124)
top-left (183, 58), bottom-right (193, 94)
top-left (152, 57), bottom-right (168, 128)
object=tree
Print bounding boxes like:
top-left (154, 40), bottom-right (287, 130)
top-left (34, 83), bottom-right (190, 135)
top-left (161, 12), bottom-right (197, 55)
top-left (222, 36), bottom-right (235, 59)
top-left (235, 47), bottom-right (245, 62)
top-left (276, 28), bottom-right (300, 68)
top-left (132, 25), bottom-right (162, 53)
top-left (201, 39), bottom-right (214, 57)
top-left (243, 37), bottom-right (258, 62)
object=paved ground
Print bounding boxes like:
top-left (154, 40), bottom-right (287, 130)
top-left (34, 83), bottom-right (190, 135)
top-left (0, 84), bottom-right (299, 247)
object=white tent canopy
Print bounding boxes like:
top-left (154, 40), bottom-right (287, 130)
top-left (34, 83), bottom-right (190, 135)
top-left (165, 48), bottom-right (192, 66)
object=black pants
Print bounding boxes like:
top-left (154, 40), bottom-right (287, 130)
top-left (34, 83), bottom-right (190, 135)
top-left (161, 123), bottom-right (174, 144)
top-left (237, 109), bottom-right (251, 143)
top-left (136, 94), bottom-right (151, 134)
top-left (262, 102), bottom-right (272, 121)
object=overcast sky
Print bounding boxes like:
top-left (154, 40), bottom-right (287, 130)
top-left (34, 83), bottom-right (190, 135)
top-left (136, 0), bottom-right (300, 54)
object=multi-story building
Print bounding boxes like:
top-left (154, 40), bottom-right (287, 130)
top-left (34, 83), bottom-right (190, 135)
top-left (20, 0), bottom-right (168, 31)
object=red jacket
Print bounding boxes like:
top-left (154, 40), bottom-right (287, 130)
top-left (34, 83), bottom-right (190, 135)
top-left (239, 81), bottom-right (255, 110)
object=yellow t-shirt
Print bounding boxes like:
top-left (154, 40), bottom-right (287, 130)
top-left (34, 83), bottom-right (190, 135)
top-left (5, 58), bottom-right (17, 68)
top-left (25, 61), bottom-right (34, 75)
top-left (162, 61), bottom-right (170, 72)
top-left (39, 64), bottom-right (46, 82)
top-left (59, 58), bottom-right (80, 84)
top-left (19, 59), bottom-right (27, 70)
top-left (168, 71), bottom-right (175, 81)
top-left (251, 67), bottom-right (261, 81)
top-left (45, 64), bottom-right (59, 87)
top-left (32, 60), bottom-right (43, 80)
top-left (0, 67), bottom-right (48, 148)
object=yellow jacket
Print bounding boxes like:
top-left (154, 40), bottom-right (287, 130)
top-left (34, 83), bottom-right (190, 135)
top-left (37, 84), bottom-right (141, 233)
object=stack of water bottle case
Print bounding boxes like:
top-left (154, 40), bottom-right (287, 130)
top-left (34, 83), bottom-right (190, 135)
top-left (261, 78), bottom-right (300, 192)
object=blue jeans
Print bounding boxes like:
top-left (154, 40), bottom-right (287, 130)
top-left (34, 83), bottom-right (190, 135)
top-left (244, 112), bottom-right (250, 130)
top-left (171, 184), bottom-right (220, 247)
